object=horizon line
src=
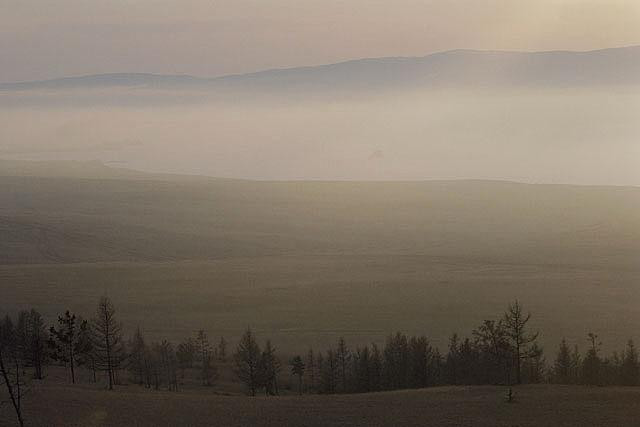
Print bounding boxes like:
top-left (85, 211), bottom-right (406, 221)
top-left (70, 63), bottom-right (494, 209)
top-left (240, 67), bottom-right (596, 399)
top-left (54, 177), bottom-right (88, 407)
top-left (1, 158), bottom-right (638, 190)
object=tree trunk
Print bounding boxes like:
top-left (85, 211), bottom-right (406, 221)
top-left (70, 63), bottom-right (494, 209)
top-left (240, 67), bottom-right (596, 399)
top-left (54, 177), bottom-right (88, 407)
top-left (105, 333), bottom-right (113, 390)
top-left (0, 351), bottom-right (25, 427)
top-left (15, 358), bottom-right (21, 414)
top-left (70, 346), bottom-right (76, 384)
top-left (515, 339), bottom-right (521, 385)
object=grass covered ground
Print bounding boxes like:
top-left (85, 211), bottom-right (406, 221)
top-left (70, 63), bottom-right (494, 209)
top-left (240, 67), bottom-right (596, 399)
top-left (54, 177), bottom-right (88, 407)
top-left (3, 254), bottom-right (639, 353)
top-left (2, 161), bottom-right (639, 351)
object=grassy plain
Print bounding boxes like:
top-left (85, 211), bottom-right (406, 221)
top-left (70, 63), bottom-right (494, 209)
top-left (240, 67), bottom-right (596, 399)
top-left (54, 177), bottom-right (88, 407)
top-left (1, 160), bottom-right (639, 352)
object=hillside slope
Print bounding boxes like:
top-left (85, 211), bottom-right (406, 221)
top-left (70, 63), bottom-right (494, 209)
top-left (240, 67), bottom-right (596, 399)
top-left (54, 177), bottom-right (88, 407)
top-left (1, 161), bottom-right (638, 267)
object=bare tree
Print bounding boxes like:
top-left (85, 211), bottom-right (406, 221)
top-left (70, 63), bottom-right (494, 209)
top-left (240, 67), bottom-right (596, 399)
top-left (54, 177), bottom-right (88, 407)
top-left (176, 337), bottom-right (196, 378)
top-left (195, 330), bottom-right (216, 386)
top-left (582, 332), bottom-right (601, 386)
top-left (1, 315), bottom-right (25, 427)
top-left (473, 319), bottom-right (510, 384)
top-left (521, 343), bottom-right (545, 383)
top-left (260, 340), bottom-right (281, 395)
top-left (150, 340), bottom-right (180, 391)
top-left (503, 300), bottom-right (539, 384)
top-left (161, 340), bottom-right (179, 391)
top-left (17, 309), bottom-right (48, 380)
top-left (91, 296), bottom-right (124, 390)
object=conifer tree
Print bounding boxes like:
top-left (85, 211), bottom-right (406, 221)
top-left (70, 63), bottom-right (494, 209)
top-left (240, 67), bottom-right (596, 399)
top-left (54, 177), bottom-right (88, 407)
top-left (554, 339), bottom-right (572, 384)
top-left (408, 336), bottom-right (431, 388)
top-left (316, 352), bottom-right (325, 391)
top-left (305, 348), bottom-right (316, 392)
top-left (127, 327), bottom-right (148, 385)
top-left (336, 337), bottom-right (351, 392)
top-left (49, 310), bottom-right (90, 384)
top-left (233, 328), bottom-right (262, 396)
top-left (570, 345), bottom-right (581, 384)
top-left (217, 336), bottom-right (227, 362)
top-left (382, 332), bottom-right (409, 390)
top-left (290, 355), bottom-right (305, 394)
top-left (446, 334), bottom-right (461, 385)
top-left (369, 343), bottom-right (382, 391)
top-left (321, 349), bottom-right (339, 394)
top-left (621, 339), bottom-right (639, 386)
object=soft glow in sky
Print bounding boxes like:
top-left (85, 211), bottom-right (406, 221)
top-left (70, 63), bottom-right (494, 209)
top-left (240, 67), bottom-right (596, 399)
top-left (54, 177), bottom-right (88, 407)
top-left (1, 0), bottom-right (640, 82)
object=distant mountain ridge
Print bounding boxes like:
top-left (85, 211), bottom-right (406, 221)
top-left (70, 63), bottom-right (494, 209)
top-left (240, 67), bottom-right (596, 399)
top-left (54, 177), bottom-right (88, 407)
top-left (0, 72), bottom-right (206, 90)
top-left (2, 46), bottom-right (639, 92)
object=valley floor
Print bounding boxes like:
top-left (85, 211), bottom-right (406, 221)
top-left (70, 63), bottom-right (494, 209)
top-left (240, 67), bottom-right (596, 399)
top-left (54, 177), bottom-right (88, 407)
top-left (4, 383), bottom-right (640, 427)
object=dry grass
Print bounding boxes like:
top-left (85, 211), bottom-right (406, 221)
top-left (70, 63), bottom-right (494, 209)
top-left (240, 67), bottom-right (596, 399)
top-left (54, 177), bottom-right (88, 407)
top-left (2, 170), bottom-right (639, 351)
top-left (2, 254), bottom-right (639, 353)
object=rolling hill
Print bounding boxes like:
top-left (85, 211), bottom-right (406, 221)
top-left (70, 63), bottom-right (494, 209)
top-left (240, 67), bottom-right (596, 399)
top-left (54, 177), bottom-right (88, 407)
top-left (1, 159), bottom-right (638, 267)
top-left (1, 160), bottom-right (638, 352)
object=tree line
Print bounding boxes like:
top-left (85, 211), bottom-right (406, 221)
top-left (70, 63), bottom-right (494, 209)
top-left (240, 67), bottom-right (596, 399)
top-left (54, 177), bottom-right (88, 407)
top-left (2, 298), bottom-right (639, 426)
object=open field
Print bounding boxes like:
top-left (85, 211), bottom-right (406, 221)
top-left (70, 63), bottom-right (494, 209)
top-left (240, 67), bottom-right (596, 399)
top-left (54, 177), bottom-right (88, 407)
top-left (1, 160), bottom-right (639, 351)
top-left (4, 381), bottom-right (640, 427)
top-left (2, 255), bottom-right (640, 352)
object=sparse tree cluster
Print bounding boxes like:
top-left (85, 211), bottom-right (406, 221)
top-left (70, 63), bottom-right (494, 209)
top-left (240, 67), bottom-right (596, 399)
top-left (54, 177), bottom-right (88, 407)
top-left (552, 334), bottom-right (640, 386)
top-left (4, 295), bottom-right (640, 427)
top-left (233, 328), bottom-right (282, 396)
top-left (444, 301), bottom-right (543, 386)
top-left (292, 300), bottom-right (542, 394)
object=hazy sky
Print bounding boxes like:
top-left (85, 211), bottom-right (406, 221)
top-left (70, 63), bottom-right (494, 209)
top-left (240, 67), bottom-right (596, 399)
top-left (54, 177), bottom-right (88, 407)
top-left (2, 0), bottom-right (640, 82)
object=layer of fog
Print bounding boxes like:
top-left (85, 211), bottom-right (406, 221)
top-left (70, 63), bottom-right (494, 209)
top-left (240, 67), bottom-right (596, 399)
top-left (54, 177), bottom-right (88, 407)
top-left (1, 87), bottom-right (638, 185)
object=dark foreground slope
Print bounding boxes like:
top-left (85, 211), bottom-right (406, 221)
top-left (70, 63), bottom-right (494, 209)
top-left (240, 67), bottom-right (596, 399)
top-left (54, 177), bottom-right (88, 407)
top-left (5, 383), bottom-right (640, 427)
